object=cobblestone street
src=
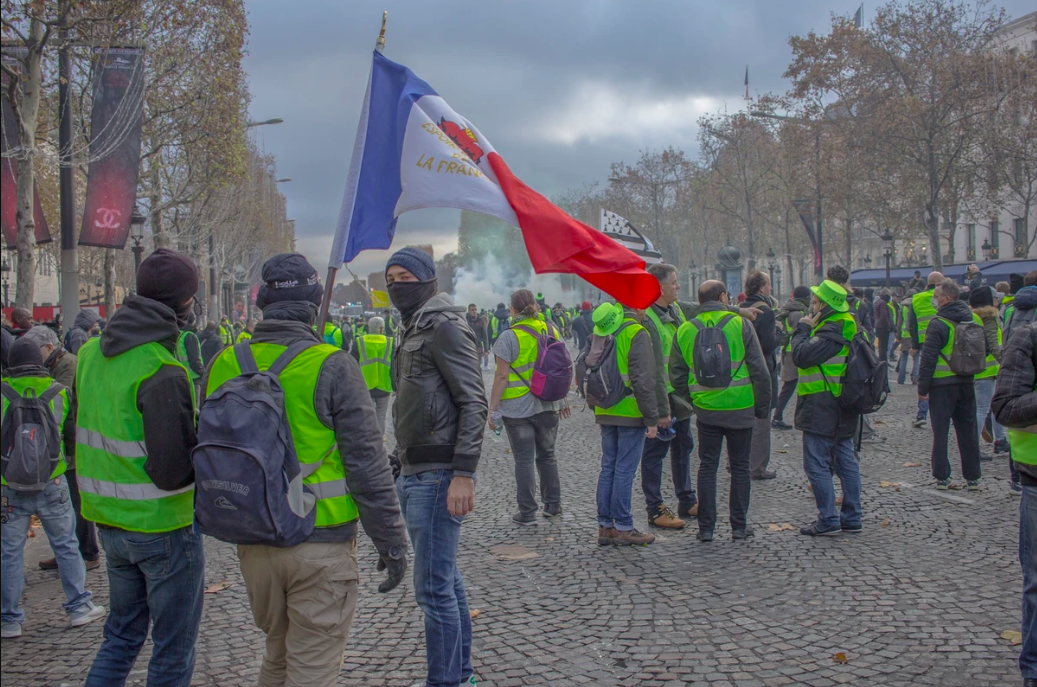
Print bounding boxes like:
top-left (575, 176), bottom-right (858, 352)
top-left (0, 375), bottom-right (1025, 687)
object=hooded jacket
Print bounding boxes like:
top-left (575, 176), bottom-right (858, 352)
top-left (791, 306), bottom-right (860, 439)
top-left (391, 292), bottom-right (487, 477)
top-left (917, 299), bottom-right (980, 396)
top-left (5, 363), bottom-right (77, 460)
top-left (740, 292), bottom-right (779, 362)
top-left (874, 296), bottom-right (893, 330)
top-left (972, 305), bottom-right (1002, 363)
top-left (65, 308), bottom-right (100, 355)
top-left (671, 303), bottom-right (771, 430)
top-left (777, 297), bottom-right (809, 383)
top-left (198, 327), bottom-right (223, 365)
top-left (490, 305), bottom-right (510, 343)
top-left (991, 321), bottom-right (1037, 486)
top-left (596, 307), bottom-right (658, 427)
top-left (202, 317), bottom-right (408, 552)
top-left (1005, 286), bottom-right (1037, 343)
top-left (89, 295), bottom-right (197, 492)
top-left (572, 310), bottom-right (593, 352)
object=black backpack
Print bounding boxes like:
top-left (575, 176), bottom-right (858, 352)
top-left (1, 381), bottom-right (64, 492)
top-left (826, 333), bottom-right (889, 414)
top-left (689, 315), bottom-right (741, 389)
top-left (576, 322), bottom-right (636, 409)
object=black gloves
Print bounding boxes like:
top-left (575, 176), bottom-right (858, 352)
top-left (376, 547), bottom-right (407, 593)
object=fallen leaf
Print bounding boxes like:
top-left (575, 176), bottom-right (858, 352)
top-left (489, 544), bottom-right (539, 561)
top-left (767, 523), bottom-right (795, 532)
top-left (833, 652), bottom-right (849, 664)
top-left (545, 537), bottom-right (555, 542)
top-left (902, 462), bottom-right (922, 467)
top-left (879, 481), bottom-right (900, 488)
top-left (778, 450), bottom-right (789, 454)
top-left (469, 609), bottom-right (481, 620)
top-left (1001, 630), bottom-right (1022, 645)
top-left (204, 580), bottom-right (227, 594)
top-left (880, 519), bottom-right (890, 528)
top-left (505, 449), bottom-right (512, 454)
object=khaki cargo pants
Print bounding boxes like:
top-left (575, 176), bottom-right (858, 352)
top-left (238, 540), bottom-right (359, 687)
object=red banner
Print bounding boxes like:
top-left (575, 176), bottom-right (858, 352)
top-left (1, 48), bottom-right (52, 248)
top-left (79, 47), bottom-right (145, 248)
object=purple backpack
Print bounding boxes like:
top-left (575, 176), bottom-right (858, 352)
top-left (512, 323), bottom-right (573, 402)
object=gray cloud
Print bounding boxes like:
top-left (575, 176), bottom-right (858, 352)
top-left (244, 0), bottom-right (1034, 282)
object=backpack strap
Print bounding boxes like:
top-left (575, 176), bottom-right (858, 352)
top-left (233, 342), bottom-right (260, 374)
top-left (37, 382), bottom-right (65, 405)
top-left (0, 381), bottom-right (19, 403)
top-left (267, 340), bottom-right (319, 377)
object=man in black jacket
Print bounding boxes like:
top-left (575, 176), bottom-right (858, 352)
top-left (197, 322), bottom-right (223, 364)
top-left (741, 271), bottom-right (780, 480)
top-left (991, 321), bottom-right (1037, 687)
top-left (791, 280), bottom-right (862, 536)
top-left (917, 279), bottom-right (982, 490)
top-left (571, 301), bottom-right (593, 352)
top-left (386, 247), bottom-right (487, 687)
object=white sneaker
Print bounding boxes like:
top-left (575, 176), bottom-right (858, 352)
top-left (1, 622), bottom-right (22, 638)
top-left (69, 602), bottom-right (106, 628)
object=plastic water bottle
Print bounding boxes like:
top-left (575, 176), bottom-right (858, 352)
top-left (490, 411), bottom-right (503, 436)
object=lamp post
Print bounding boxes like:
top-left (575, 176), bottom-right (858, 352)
top-left (882, 231), bottom-right (894, 287)
top-left (129, 210), bottom-right (146, 284)
top-left (1, 259), bottom-right (10, 307)
top-left (689, 259), bottom-right (697, 295)
top-left (774, 264), bottom-right (782, 300)
top-left (766, 248), bottom-right (776, 285)
top-left (981, 238), bottom-right (992, 262)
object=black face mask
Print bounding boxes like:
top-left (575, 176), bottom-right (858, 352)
top-left (388, 278), bottom-right (438, 320)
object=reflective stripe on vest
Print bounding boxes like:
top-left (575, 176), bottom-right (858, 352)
top-left (974, 313), bottom-right (1001, 379)
top-left (75, 337), bottom-right (195, 533)
top-left (175, 331), bottom-right (201, 382)
top-left (205, 342), bottom-right (359, 529)
top-left (911, 290), bottom-right (937, 344)
top-left (645, 306), bottom-right (678, 393)
top-left (358, 334), bottom-right (393, 393)
top-left (220, 325), bottom-right (234, 345)
top-left (503, 318), bottom-right (549, 400)
top-left (675, 311), bottom-right (753, 412)
top-left (797, 312), bottom-right (857, 398)
top-left (594, 318), bottom-right (646, 419)
top-left (0, 377), bottom-right (69, 485)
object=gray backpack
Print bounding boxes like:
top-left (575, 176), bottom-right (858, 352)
top-left (1, 382), bottom-right (64, 492)
top-left (576, 322), bottom-right (636, 409)
top-left (939, 317), bottom-right (986, 376)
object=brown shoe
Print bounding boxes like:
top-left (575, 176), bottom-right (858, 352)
top-left (836, 495), bottom-right (844, 506)
top-left (85, 558), bottom-right (101, 571)
top-left (612, 529), bottom-right (655, 546)
top-left (649, 506), bottom-right (685, 530)
top-left (39, 557), bottom-right (100, 571)
top-left (597, 527), bottom-right (616, 546)
top-left (678, 503), bottom-right (699, 518)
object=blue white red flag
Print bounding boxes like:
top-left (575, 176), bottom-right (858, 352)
top-left (331, 51), bottom-right (660, 308)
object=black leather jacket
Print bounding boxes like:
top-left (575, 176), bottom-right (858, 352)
top-left (391, 293), bottom-right (487, 477)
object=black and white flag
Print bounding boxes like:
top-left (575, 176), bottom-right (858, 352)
top-left (600, 209), bottom-right (663, 265)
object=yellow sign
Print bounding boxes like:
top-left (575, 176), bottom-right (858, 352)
top-left (371, 290), bottom-right (390, 308)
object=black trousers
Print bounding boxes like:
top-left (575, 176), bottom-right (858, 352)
top-left (773, 379), bottom-right (797, 422)
top-left (877, 327), bottom-right (891, 363)
top-left (928, 383), bottom-right (981, 482)
top-left (65, 469), bottom-right (99, 560)
top-left (696, 421), bottom-right (753, 532)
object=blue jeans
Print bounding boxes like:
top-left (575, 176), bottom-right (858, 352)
top-left (974, 378), bottom-right (1006, 442)
top-left (597, 425), bottom-right (647, 531)
top-left (397, 470), bottom-right (473, 687)
top-left (1021, 485), bottom-right (1037, 680)
top-left (641, 416), bottom-right (696, 515)
top-left (802, 432), bottom-right (862, 529)
top-left (85, 525), bottom-right (205, 687)
top-left (1, 476), bottom-right (92, 625)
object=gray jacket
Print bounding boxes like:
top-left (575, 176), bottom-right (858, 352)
top-left (670, 303), bottom-right (771, 429)
top-left (595, 307), bottom-right (659, 427)
top-left (211, 319), bottom-right (408, 556)
top-left (391, 293), bottom-right (487, 477)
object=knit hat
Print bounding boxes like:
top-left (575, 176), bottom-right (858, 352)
top-left (793, 285), bottom-right (811, 300)
top-left (136, 249), bottom-right (199, 309)
top-left (969, 286), bottom-right (993, 308)
top-left (581, 300), bottom-right (592, 312)
top-left (255, 253), bottom-right (324, 310)
top-left (9, 337), bottom-right (43, 368)
top-left (385, 247), bottom-right (436, 282)
top-left (810, 280), bottom-right (849, 312)
top-left (592, 302), bottom-right (624, 336)
top-left (1010, 273), bottom-right (1024, 294)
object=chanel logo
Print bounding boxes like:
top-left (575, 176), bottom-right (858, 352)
top-left (93, 208), bottom-right (122, 230)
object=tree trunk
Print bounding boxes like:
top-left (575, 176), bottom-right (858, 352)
top-left (149, 155), bottom-right (170, 249)
top-left (13, 18), bottom-right (45, 309)
top-left (926, 208), bottom-right (944, 271)
top-left (103, 248), bottom-right (116, 316)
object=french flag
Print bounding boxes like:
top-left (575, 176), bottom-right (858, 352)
top-left (331, 51), bottom-right (660, 308)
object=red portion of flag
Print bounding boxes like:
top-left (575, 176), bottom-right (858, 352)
top-left (487, 153), bottom-right (661, 308)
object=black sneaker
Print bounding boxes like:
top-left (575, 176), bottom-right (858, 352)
top-left (979, 452), bottom-right (994, 462)
top-left (912, 417), bottom-right (927, 428)
top-left (994, 438), bottom-right (1009, 454)
top-left (841, 523), bottom-right (863, 534)
top-left (542, 507), bottom-right (562, 518)
top-left (771, 419), bottom-right (793, 430)
top-left (512, 514), bottom-right (537, 527)
top-left (732, 527), bottom-right (754, 540)
top-left (800, 522), bottom-right (841, 537)
top-left (697, 529), bottom-right (714, 542)
top-left (751, 471), bottom-right (777, 480)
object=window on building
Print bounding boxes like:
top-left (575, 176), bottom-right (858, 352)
top-left (991, 221), bottom-right (1000, 248)
top-left (967, 224), bottom-right (976, 249)
top-left (1016, 218), bottom-right (1029, 258)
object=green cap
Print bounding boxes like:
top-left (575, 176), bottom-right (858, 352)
top-left (810, 280), bottom-right (849, 312)
top-left (592, 302), bottom-right (624, 336)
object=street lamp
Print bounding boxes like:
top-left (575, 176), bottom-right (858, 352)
top-left (981, 238), bottom-right (992, 261)
top-left (882, 231), bottom-right (894, 287)
top-left (129, 210), bottom-right (146, 281)
top-left (1, 259), bottom-right (10, 307)
top-left (246, 118), bottom-right (284, 128)
top-left (689, 259), bottom-right (698, 295)
top-left (766, 248), bottom-right (776, 284)
top-left (774, 264), bottom-right (782, 300)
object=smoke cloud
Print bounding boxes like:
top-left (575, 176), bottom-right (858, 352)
top-left (451, 255), bottom-right (579, 309)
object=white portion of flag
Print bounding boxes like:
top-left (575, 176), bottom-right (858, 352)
top-left (395, 95), bottom-right (518, 225)
top-left (600, 209), bottom-right (663, 264)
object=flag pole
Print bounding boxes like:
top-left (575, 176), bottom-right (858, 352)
top-left (317, 11), bottom-right (388, 336)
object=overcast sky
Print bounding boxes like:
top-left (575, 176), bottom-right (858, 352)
top-left (242, 0), bottom-right (1034, 285)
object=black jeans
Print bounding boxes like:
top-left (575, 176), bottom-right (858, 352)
top-left (502, 412), bottom-right (561, 518)
top-left (877, 328), bottom-right (890, 362)
top-left (65, 468), bottom-right (99, 560)
top-left (641, 416), bottom-right (696, 515)
top-left (773, 379), bottom-right (797, 422)
top-left (696, 421), bottom-right (753, 532)
top-left (928, 382), bottom-right (981, 481)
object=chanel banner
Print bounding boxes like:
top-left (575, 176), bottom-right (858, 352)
top-left (1, 48), bottom-right (53, 248)
top-left (79, 47), bottom-right (145, 248)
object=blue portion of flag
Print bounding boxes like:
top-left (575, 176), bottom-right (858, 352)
top-left (339, 52), bottom-right (438, 265)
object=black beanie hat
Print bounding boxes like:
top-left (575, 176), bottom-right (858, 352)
top-left (255, 253), bottom-right (324, 310)
top-left (793, 285), bottom-right (811, 300)
top-left (9, 336), bottom-right (43, 368)
top-left (1010, 273), bottom-right (1024, 294)
top-left (969, 286), bottom-right (993, 308)
top-left (136, 249), bottom-right (199, 309)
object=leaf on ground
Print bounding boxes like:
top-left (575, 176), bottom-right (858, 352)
top-left (879, 481), bottom-right (899, 488)
top-left (1001, 630), bottom-right (1022, 645)
top-left (545, 537), bottom-right (555, 542)
top-left (880, 519), bottom-right (890, 528)
top-left (489, 544), bottom-right (540, 561)
top-left (902, 462), bottom-right (922, 467)
top-left (767, 523), bottom-right (795, 532)
top-left (778, 450), bottom-right (789, 454)
top-left (204, 580), bottom-right (227, 594)
top-left (833, 652), bottom-right (849, 664)
top-left (469, 609), bottom-right (481, 620)
top-left (505, 449), bottom-right (512, 454)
